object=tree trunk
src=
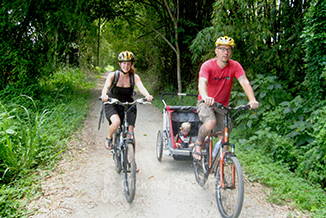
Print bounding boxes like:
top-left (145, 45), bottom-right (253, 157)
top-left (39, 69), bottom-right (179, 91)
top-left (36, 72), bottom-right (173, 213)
top-left (164, 0), bottom-right (182, 93)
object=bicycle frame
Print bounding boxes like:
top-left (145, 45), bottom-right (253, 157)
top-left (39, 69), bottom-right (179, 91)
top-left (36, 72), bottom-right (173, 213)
top-left (194, 102), bottom-right (250, 218)
top-left (103, 97), bottom-right (151, 203)
top-left (201, 103), bottom-right (249, 189)
top-left (117, 103), bottom-right (136, 172)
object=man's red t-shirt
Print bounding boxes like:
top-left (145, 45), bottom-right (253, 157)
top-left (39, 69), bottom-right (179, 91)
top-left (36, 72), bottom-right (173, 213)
top-left (198, 58), bottom-right (245, 106)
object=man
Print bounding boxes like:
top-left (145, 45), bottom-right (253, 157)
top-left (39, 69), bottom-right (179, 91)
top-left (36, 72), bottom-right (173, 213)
top-left (192, 36), bottom-right (259, 161)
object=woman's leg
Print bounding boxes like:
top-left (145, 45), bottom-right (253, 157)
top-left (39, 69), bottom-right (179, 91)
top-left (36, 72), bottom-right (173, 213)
top-left (105, 114), bottom-right (120, 149)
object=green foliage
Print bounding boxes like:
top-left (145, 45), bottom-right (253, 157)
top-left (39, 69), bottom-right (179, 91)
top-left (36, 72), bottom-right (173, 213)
top-left (191, 0), bottom-right (310, 97)
top-left (0, 97), bottom-right (52, 182)
top-left (189, 26), bottom-right (217, 63)
top-left (261, 96), bottom-right (314, 145)
top-left (0, 67), bottom-right (95, 217)
top-left (301, 0), bottom-right (326, 100)
top-left (228, 73), bottom-right (289, 136)
top-left (0, 0), bottom-right (100, 90)
top-left (97, 0), bottom-right (215, 94)
top-left (235, 132), bottom-right (326, 216)
top-left (296, 102), bottom-right (326, 188)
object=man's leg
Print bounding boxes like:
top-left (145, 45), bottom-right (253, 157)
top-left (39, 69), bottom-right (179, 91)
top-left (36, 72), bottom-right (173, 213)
top-left (193, 119), bottom-right (216, 160)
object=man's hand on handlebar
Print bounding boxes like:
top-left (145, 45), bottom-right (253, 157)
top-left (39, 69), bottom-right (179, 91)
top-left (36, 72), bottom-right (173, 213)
top-left (248, 100), bottom-right (259, 110)
top-left (202, 96), bottom-right (215, 106)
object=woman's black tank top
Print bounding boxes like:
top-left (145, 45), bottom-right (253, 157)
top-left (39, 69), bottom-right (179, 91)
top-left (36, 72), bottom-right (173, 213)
top-left (109, 86), bottom-right (133, 102)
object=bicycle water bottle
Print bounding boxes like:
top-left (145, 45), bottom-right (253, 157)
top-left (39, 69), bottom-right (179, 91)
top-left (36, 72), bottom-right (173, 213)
top-left (213, 140), bottom-right (221, 157)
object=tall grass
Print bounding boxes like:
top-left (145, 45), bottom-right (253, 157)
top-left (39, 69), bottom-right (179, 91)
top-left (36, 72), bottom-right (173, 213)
top-left (0, 67), bottom-right (96, 217)
top-left (1, 96), bottom-right (52, 181)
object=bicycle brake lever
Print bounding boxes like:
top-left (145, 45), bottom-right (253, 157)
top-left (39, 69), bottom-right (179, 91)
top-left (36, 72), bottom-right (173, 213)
top-left (214, 102), bottom-right (224, 108)
top-left (244, 104), bottom-right (251, 110)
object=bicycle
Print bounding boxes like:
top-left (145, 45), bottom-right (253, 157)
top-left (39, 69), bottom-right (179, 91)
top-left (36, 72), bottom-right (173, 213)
top-left (102, 97), bottom-right (151, 203)
top-left (193, 101), bottom-right (250, 218)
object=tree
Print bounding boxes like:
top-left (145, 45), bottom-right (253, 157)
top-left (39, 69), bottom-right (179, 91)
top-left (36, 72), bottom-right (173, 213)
top-left (191, 0), bottom-right (311, 96)
top-left (301, 0), bottom-right (326, 101)
top-left (97, 0), bottom-right (214, 93)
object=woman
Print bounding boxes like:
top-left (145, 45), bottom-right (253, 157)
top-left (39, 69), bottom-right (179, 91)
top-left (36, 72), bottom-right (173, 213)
top-left (101, 51), bottom-right (153, 171)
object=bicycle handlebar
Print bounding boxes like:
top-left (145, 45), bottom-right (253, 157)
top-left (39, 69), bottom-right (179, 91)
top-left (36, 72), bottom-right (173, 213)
top-left (213, 102), bottom-right (250, 112)
top-left (102, 97), bottom-right (152, 106)
top-left (198, 99), bottom-right (250, 111)
top-left (160, 92), bottom-right (198, 100)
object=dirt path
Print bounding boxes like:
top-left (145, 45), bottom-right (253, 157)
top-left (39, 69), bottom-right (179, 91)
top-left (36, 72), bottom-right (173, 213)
top-left (29, 73), bottom-right (293, 218)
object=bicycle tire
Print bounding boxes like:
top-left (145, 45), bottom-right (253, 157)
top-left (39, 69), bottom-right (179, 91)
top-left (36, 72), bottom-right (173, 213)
top-left (156, 130), bottom-right (164, 161)
top-left (113, 134), bottom-right (122, 173)
top-left (194, 143), bottom-right (209, 186)
top-left (123, 143), bottom-right (136, 203)
top-left (215, 154), bottom-right (244, 218)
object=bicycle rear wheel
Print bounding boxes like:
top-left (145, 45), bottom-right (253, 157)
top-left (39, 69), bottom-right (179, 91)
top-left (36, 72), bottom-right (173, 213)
top-left (123, 143), bottom-right (136, 203)
top-left (113, 133), bottom-right (122, 173)
top-left (194, 143), bottom-right (209, 186)
top-left (215, 154), bottom-right (244, 218)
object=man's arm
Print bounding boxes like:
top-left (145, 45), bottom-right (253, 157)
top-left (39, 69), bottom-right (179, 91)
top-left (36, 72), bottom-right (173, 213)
top-left (238, 75), bottom-right (259, 109)
top-left (199, 77), bottom-right (214, 106)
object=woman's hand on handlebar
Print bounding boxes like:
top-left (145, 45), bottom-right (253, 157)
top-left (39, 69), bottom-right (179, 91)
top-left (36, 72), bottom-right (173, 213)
top-left (145, 95), bottom-right (154, 102)
top-left (101, 95), bottom-right (109, 102)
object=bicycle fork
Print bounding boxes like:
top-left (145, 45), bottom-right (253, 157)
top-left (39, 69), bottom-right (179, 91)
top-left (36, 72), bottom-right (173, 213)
top-left (218, 122), bottom-right (236, 190)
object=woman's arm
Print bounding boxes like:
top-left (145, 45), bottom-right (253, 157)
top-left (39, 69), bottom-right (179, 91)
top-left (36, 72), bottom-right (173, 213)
top-left (134, 74), bottom-right (153, 101)
top-left (101, 72), bottom-right (115, 101)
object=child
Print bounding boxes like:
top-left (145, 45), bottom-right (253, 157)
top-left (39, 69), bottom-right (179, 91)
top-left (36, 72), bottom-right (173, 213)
top-left (174, 122), bottom-right (194, 149)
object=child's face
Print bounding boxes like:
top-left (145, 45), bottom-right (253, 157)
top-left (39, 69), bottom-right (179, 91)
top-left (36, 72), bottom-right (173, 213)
top-left (181, 128), bottom-right (190, 135)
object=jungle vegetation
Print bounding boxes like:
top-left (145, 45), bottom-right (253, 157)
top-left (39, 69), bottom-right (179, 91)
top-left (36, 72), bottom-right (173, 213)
top-left (1, 0), bottom-right (325, 217)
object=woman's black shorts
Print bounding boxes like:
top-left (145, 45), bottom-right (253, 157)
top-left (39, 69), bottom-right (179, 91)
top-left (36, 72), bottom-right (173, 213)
top-left (105, 104), bottom-right (137, 126)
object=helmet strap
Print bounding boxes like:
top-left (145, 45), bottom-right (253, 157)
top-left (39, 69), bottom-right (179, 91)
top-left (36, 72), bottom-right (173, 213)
top-left (217, 56), bottom-right (228, 65)
top-left (120, 68), bottom-right (128, 75)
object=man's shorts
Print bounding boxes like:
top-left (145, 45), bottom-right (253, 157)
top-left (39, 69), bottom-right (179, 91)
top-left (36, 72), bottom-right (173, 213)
top-left (196, 101), bottom-right (233, 134)
top-left (105, 104), bottom-right (137, 126)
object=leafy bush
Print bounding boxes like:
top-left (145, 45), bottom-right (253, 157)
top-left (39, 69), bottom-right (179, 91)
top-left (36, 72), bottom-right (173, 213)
top-left (301, 0), bottom-right (326, 100)
top-left (0, 67), bottom-right (95, 217)
top-left (235, 132), bottom-right (326, 216)
top-left (297, 102), bottom-right (326, 188)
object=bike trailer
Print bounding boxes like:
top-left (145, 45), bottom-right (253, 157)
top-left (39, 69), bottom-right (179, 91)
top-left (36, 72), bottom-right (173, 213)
top-left (156, 93), bottom-right (201, 161)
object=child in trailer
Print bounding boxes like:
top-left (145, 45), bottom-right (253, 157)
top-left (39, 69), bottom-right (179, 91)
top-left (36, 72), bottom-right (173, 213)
top-left (174, 122), bottom-right (194, 149)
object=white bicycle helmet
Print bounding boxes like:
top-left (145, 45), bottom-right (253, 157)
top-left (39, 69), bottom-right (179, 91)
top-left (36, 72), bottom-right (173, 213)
top-left (215, 36), bottom-right (236, 49)
top-left (118, 51), bottom-right (135, 62)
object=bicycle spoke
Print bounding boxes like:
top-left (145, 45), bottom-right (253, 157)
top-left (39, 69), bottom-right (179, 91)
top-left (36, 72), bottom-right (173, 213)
top-left (123, 143), bottom-right (136, 203)
top-left (216, 155), bottom-right (244, 218)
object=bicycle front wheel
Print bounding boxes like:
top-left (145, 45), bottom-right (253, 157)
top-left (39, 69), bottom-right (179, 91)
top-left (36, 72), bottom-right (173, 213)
top-left (215, 154), bottom-right (244, 218)
top-left (123, 143), bottom-right (136, 203)
top-left (113, 134), bottom-right (122, 173)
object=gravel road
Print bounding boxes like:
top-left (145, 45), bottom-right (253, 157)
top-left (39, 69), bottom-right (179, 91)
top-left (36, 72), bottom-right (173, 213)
top-left (29, 73), bottom-right (293, 218)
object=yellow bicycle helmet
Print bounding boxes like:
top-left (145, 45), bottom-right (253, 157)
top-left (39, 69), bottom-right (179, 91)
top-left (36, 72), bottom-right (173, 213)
top-left (118, 51), bottom-right (135, 62)
top-left (215, 36), bottom-right (236, 49)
